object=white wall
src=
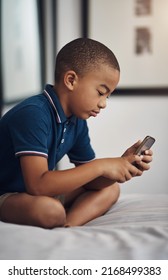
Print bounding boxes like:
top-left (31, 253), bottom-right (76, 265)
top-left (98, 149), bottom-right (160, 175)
top-left (56, 0), bottom-right (82, 52)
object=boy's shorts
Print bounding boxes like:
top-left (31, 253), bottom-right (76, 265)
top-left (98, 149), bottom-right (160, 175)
top-left (0, 193), bottom-right (18, 219)
top-left (0, 193), bottom-right (18, 209)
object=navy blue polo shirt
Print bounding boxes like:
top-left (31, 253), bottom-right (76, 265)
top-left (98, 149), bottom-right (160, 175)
top-left (0, 84), bottom-right (95, 194)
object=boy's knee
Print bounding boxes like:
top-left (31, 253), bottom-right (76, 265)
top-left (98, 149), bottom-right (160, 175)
top-left (32, 196), bottom-right (66, 229)
top-left (112, 183), bottom-right (120, 202)
top-left (106, 183), bottom-right (120, 206)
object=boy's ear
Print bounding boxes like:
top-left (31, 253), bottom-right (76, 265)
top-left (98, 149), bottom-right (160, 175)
top-left (64, 71), bottom-right (78, 90)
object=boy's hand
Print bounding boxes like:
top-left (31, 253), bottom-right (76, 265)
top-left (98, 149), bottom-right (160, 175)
top-left (100, 155), bottom-right (143, 183)
top-left (122, 140), bottom-right (141, 156)
top-left (134, 149), bottom-right (153, 171)
top-left (122, 140), bottom-right (153, 172)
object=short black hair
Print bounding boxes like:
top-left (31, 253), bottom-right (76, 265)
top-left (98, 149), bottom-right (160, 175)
top-left (54, 38), bottom-right (120, 82)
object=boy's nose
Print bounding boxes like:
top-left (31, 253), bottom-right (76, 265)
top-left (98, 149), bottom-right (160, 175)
top-left (98, 98), bottom-right (107, 109)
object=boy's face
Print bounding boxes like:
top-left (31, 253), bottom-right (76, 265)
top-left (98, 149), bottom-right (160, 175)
top-left (65, 64), bottom-right (120, 120)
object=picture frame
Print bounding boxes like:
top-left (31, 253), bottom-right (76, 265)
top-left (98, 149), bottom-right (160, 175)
top-left (85, 0), bottom-right (168, 95)
top-left (0, 0), bottom-right (44, 105)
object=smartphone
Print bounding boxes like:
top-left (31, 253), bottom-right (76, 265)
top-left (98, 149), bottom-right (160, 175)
top-left (135, 136), bottom-right (155, 156)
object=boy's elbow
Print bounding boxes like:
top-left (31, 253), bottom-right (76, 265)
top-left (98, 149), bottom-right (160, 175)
top-left (25, 178), bottom-right (46, 196)
top-left (24, 171), bottom-right (49, 196)
top-left (26, 185), bottom-right (43, 196)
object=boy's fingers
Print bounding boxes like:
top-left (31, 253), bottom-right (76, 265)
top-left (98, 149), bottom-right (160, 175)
top-left (122, 140), bottom-right (141, 157)
top-left (142, 155), bottom-right (153, 163)
top-left (127, 154), bottom-right (143, 164)
top-left (144, 149), bottom-right (153, 156)
top-left (137, 161), bottom-right (150, 171)
top-left (130, 163), bottom-right (143, 176)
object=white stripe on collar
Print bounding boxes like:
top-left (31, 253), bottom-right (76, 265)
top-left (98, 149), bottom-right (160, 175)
top-left (44, 89), bottom-right (61, 123)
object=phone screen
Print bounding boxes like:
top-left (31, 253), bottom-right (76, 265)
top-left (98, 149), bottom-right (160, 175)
top-left (135, 136), bottom-right (155, 155)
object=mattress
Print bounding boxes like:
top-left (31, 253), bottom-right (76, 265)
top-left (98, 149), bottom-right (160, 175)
top-left (0, 194), bottom-right (167, 260)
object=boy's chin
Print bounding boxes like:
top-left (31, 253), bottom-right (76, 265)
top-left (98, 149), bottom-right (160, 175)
top-left (75, 112), bottom-right (90, 120)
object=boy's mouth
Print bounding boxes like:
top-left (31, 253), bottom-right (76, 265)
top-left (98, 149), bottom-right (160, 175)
top-left (90, 110), bottom-right (100, 117)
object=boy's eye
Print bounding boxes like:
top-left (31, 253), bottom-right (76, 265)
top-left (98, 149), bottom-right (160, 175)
top-left (98, 91), bottom-right (109, 98)
top-left (98, 91), bottom-right (104, 96)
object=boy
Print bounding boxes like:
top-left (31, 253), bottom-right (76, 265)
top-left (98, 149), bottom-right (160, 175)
top-left (0, 38), bottom-right (152, 228)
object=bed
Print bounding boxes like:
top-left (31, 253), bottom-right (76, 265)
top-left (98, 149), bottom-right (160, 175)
top-left (0, 193), bottom-right (168, 260)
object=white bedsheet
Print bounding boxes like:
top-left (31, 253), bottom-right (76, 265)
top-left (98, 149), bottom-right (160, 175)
top-left (0, 194), bottom-right (167, 260)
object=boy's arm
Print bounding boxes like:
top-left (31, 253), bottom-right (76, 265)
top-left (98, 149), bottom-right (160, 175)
top-left (76, 140), bottom-right (153, 191)
top-left (20, 156), bottom-right (102, 196)
top-left (83, 176), bottom-right (115, 190)
top-left (75, 162), bottom-right (115, 190)
top-left (20, 154), bottom-right (143, 197)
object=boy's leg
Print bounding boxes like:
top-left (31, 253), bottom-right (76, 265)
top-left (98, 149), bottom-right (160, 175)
top-left (0, 193), bottom-right (66, 228)
top-left (65, 183), bottom-right (120, 227)
top-left (0, 183), bottom-right (120, 228)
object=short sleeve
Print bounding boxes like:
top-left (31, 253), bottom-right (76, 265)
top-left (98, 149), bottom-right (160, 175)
top-left (68, 120), bottom-right (95, 163)
top-left (9, 106), bottom-right (50, 158)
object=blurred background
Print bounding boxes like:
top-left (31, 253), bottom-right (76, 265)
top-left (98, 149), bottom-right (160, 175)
top-left (0, 0), bottom-right (168, 194)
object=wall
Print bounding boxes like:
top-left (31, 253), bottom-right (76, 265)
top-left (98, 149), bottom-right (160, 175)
top-left (56, 0), bottom-right (82, 52)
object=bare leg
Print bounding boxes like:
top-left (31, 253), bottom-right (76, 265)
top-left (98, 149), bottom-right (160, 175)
top-left (65, 183), bottom-right (120, 227)
top-left (0, 184), bottom-right (120, 228)
top-left (0, 193), bottom-right (66, 229)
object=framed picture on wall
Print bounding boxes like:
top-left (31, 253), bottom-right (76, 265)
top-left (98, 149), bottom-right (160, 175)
top-left (87, 0), bottom-right (168, 94)
top-left (0, 0), bottom-right (44, 104)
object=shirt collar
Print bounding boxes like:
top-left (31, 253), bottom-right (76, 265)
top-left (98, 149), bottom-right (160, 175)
top-left (43, 84), bottom-right (77, 124)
